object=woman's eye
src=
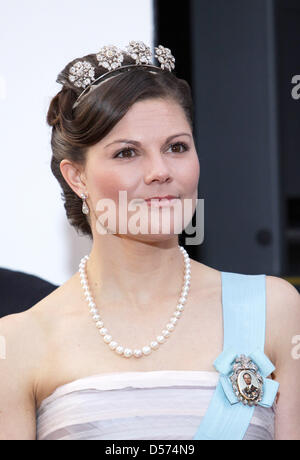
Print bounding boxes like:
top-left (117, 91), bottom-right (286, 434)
top-left (113, 148), bottom-right (136, 159)
top-left (113, 142), bottom-right (188, 159)
top-left (169, 142), bottom-right (188, 153)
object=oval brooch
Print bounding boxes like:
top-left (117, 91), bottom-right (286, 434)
top-left (230, 354), bottom-right (263, 406)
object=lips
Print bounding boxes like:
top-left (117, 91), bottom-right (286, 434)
top-left (145, 195), bottom-right (178, 201)
top-left (144, 196), bottom-right (180, 208)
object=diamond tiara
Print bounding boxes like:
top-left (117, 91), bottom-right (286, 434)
top-left (68, 40), bottom-right (176, 109)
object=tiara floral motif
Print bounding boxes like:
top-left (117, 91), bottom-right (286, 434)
top-left (125, 40), bottom-right (152, 65)
top-left (68, 61), bottom-right (96, 89)
top-left (96, 45), bottom-right (124, 71)
top-left (67, 40), bottom-right (176, 101)
top-left (155, 45), bottom-right (175, 71)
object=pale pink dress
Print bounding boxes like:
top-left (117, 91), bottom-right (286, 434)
top-left (36, 370), bottom-right (276, 440)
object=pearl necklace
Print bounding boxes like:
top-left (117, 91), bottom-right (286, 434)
top-left (78, 245), bottom-right (191, 359)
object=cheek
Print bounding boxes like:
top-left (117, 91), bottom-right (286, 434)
top-left (192, 156), bottom-right (200, 185)
top-left (181, 154), bottom-right (200, 196)
top-left (181, 156), bottom-right (200, 224)
top-left (88, 167), bottom-right (132, 201)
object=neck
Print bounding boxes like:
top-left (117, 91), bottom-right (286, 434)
top-left (84, 236), bottom-right (185, 311)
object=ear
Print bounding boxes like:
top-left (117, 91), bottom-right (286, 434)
top-left (60, 159), bottom-right (87, 197)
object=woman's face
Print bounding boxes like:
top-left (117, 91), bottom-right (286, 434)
top-left (83, 97), bottom-right (200, 241)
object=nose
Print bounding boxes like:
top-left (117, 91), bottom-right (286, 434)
top-left (144, 154), bottom-right (172, 184)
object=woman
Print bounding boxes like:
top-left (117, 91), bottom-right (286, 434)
top-left (0, 41), bottom-right (299, 440)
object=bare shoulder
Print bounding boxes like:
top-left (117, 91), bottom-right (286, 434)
top-left (0, 306), bottom-right (49, 388)
top-left (189, 257), bottom-right (221, 291)
top-left (266, 274), bottom-right (300, 302)
top-left (265, 276), bottom-right (300, 439)
top-left (265, 275), bottom-right (300, 366)
top-left (0, 307), bottom-right (46, 364)
top-left (0, 272), bottom-right (80, 382)
top-left (0, 308), bottom-right (49, 439)
top-left (0, 276), bottom-right (78, 441)
top-left (27, 271), bottom-right (80, 319)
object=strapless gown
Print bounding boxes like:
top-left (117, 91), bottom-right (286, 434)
top-left (36, 370), bottom-right (276, 440)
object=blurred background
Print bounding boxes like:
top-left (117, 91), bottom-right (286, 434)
top-left (164, 0), bottom-right (300, 292)
top-left (1, 0), bottom-right (299, 313)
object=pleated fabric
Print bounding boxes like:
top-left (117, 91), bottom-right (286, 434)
top-left (36, 370), bottom-right (276, 440)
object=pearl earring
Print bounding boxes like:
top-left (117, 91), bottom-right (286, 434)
top-left (81, 193), bottom-right (90, 215)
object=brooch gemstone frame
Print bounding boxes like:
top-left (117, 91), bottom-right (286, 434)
top-left (229, 354), bottom-right (264, 406)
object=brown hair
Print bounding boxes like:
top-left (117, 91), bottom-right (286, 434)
top-left (47, 52), bottom-right (194, 239)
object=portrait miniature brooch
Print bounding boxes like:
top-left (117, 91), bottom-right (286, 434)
top-left (213, 348), bottom-right (279, 408)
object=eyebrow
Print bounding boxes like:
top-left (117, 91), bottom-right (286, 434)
top-left (104, 133), bottom-right (192, 149)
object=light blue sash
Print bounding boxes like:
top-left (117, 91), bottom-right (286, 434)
top-left (193, 272), bottom-right (279, 440)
